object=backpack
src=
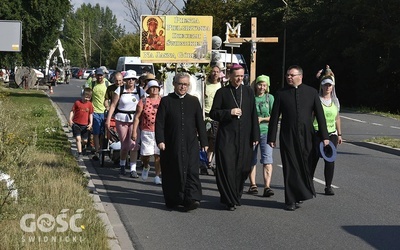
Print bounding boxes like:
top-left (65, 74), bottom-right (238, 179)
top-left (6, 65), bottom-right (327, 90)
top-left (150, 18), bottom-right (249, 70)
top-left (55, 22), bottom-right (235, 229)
top-left (115, 85), bottom-right (145, 119)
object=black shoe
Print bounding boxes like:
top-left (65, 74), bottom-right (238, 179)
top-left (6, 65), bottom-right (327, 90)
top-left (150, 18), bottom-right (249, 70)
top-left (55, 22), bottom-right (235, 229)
top-left (325, 187), bottom-right (335, 195)
top-left (263, 188), bottom-right (274, 197)
top-left (226, 204), bottom-right (236, 211)
top-left (200, 167), bottom-right (208, 175)
top-left (184, 200), bottom-right (200, 211)
top-left (295, 201), bottom-right (303, 208)
top-left (92, 153), bottom-right (99, 161)
top-left (285, 203), bottom-right (296, 211)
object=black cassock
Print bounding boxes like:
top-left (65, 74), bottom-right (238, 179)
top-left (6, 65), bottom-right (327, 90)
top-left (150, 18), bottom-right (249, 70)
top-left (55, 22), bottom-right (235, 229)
top-left (155, 93), bottom-right (208, 207)
top-left (267, 84), bottom-right (328, 205)
top-left (210, 84), bottom-right (260, 207)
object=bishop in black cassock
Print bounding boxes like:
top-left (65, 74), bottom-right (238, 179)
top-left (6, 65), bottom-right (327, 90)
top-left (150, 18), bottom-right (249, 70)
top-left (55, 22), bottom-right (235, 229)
top-left (210, 65), bottom-right (260, 210)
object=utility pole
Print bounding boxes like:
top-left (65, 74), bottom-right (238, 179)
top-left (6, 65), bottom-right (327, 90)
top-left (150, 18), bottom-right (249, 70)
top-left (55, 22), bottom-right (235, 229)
top-left (282, 0), bottom-right (288, 88)
top-left (81, 20), bottom-right (88, 68)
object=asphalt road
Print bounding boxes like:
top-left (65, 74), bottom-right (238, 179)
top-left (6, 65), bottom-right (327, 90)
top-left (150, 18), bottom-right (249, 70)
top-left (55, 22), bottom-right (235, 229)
top-left (50, 79), bottom-right (400, 250)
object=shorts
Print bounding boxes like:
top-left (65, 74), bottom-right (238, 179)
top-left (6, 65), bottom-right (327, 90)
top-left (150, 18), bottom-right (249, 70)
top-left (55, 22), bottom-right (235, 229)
top-left (92, 112), bottom-right (105, 135)
top-left (252, 134), bottom-right (273, 165)
top-left (72, 123), bottom-right (89, 140)
top-left (140, 130), bottom-right (160, 156)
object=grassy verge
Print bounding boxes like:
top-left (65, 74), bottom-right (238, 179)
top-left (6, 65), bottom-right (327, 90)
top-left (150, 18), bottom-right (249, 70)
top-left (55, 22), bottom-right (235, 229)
top-left (0, 87), bottom-right (109, 249)
top-left (343, 107), bottom-right (400, 149)
top-left (366, 137), bottom-right (400, 149)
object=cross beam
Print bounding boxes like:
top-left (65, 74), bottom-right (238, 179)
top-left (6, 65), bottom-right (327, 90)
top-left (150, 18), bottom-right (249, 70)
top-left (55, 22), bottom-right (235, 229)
top-left (229, 17), bottom-right (278, 83)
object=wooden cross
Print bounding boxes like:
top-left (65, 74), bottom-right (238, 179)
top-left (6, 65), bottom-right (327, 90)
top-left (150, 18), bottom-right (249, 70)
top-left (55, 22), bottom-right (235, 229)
top-left (228, 17), bottom-right (278, 83)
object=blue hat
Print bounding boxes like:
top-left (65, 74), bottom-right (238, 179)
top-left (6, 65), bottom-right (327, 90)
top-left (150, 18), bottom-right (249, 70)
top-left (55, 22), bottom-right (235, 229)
top-left (95, 67), bottom-right (104, 75)
top-left (319, 141), bottom-right (337, 162)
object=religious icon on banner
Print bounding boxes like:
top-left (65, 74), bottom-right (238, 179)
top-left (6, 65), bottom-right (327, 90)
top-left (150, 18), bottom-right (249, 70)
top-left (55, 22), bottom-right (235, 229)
top-left (141, 16), bottom-right (166, 51)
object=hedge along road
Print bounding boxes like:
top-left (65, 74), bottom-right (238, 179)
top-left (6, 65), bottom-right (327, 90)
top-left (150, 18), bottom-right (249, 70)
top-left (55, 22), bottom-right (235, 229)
top-left (50, 78), bottom-right (400, 250)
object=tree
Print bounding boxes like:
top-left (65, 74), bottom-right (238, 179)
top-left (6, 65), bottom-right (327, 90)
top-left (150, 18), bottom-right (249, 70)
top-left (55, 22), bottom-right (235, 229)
top-left (106, 34), bottom-right (141, 69)
top-left (122, 0), bottom-right (179, 33)
top-left (62, 3), bottom-right (124, 67)
top-left (0, 0), bottom-right (70, 67)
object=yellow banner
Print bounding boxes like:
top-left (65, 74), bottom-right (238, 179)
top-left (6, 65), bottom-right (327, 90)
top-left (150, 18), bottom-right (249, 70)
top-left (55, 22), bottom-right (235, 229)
top-left (140, 15), bottom-right (213, 63)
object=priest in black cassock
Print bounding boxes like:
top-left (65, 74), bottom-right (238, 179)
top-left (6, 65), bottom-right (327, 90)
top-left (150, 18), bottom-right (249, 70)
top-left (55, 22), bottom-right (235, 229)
top-left (155, 72), bottom-right (208, 211)
top-left (267, 65), bottom-right (329, 211)
top-left (210, 64), bottom-right (260, 211)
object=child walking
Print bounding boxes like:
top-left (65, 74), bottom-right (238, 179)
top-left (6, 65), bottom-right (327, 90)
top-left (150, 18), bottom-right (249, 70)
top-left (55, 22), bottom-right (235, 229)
top-left (69, 88), bottom-right (94, 161)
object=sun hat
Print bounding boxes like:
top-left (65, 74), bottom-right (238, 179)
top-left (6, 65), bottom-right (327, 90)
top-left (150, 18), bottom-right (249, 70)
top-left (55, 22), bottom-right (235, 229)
top-left (100, 66), bottom-right (109, 74)
top-left (123, 70), bottom-right (139, 79)
top-left (146, 80), bottom-right (160, 94)
top-left (319, 141), bottom-right (337, 162)
top-left (144, 73), bottom-right (156, 81)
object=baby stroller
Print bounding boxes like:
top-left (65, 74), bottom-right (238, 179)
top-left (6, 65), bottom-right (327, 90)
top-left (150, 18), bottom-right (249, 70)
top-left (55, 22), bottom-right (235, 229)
top-left (100, 117), bottom-right (121, 167)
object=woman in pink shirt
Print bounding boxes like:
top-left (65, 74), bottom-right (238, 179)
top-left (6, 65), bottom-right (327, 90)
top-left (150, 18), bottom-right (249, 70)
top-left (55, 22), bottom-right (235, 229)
top-left (132, 80), bottom-right (162, 184)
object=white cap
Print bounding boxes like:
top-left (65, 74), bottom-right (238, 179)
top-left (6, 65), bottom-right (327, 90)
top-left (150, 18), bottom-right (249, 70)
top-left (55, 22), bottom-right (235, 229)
top-left (123, 70), bottom-right (139, 79)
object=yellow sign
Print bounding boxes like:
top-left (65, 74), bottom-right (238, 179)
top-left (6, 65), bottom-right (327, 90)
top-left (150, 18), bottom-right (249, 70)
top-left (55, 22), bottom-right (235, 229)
top-left (140, 15), bottom-right (213, 63)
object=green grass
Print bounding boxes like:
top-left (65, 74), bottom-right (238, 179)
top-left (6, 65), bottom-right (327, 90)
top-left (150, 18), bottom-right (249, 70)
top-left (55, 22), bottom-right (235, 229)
top-left (347, 106), bottom-right (400, 120)
top-left (0, 87), bottom-right (109, 249)
top-left (344, 107), bottom-right (400, 149)
top-left (366, 137), bottom-right (400, 149)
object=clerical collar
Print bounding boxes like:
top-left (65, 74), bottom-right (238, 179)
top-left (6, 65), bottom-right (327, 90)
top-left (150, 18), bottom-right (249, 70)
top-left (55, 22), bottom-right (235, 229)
top-left (229, 83), bottom-right (242, 89)
top-left (174, 92), bottom-right (186, 99)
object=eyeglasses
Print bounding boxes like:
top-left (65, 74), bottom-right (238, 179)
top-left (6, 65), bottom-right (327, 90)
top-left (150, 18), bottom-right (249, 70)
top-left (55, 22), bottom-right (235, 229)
top-left (126, 78), bottom-right (136, 81)
top-left (286, 73), bottom-right (301, 77)
top-left (177, 83), bottom-right (190, 87)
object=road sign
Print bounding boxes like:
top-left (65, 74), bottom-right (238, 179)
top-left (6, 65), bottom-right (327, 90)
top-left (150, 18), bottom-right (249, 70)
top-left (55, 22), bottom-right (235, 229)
top-left (0, 20), bottom-right (22, 52)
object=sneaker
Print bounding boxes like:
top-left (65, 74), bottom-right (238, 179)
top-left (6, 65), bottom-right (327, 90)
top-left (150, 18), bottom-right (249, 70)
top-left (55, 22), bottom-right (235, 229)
top-left (154, 176), bottom-right (162, 185)
top-left (92, 152), bottom-right (99, 161)
top-left (77, 154), bottom-right (83, 162)
top-left (141, 167), bottom-right (150, 180)
top-left (119, 166), bottom-right (126, 175)
top-left (130, 171), bottom-right (139, 178)
top-left (263, 188), bottom-right (274, 197)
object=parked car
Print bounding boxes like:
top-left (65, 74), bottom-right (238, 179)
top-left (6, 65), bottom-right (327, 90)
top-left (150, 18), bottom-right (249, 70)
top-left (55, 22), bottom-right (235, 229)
top-left (83, 69), bottom-right (94, 80)
top-left (72, 68), bottom-right (84, 79)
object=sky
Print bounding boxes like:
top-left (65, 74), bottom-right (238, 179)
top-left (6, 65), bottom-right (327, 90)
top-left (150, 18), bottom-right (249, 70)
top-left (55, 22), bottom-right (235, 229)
top-left (70, 0), bottom-right (184, 33)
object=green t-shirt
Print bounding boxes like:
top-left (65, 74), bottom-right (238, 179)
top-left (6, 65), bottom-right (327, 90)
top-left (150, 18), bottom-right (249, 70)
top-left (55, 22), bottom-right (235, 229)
top-left (204, 81), bottom-right (222, 115)
top-left (91, 79), bottom-right (108, 113)
top-left (313, 102), bottom-right (338, 133)
top-left (255, 93), bottom-right (274, 135)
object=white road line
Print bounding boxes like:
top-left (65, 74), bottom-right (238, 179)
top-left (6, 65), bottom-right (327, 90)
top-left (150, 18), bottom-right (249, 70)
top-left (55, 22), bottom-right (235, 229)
top-left (277, 164), bottom-right (339, 189)
top-left (340, 115), bottom-right (366, 123)
top-left (390, 126), bottom-right (400, 130)
top-left (371, 123), bottom-right (383, 126)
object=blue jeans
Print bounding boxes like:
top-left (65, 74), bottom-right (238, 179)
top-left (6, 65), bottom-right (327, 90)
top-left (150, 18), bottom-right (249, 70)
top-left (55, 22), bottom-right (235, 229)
top-left (252, 134), bottom-right (273, 165)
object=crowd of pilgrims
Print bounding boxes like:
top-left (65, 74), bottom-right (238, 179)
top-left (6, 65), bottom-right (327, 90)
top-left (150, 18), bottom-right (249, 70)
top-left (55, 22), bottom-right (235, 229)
top-left (72, 63), bottom-right (340, 212)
